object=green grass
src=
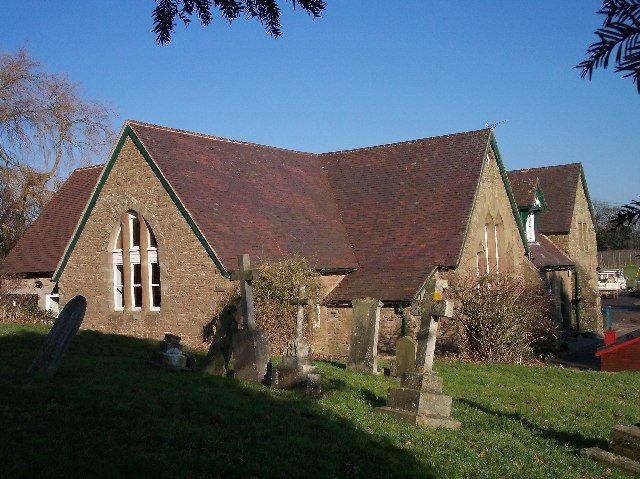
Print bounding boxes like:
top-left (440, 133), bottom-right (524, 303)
top-left (1, 324), bottom-right (639, 478)
top-left (623, 264), bottom-right (640, 283)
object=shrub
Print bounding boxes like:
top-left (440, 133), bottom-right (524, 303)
top-left (451, 274), bottom-right (555, 362)
top-left (204, 258), bottom-right (324, 354)
top-left (0, 293), bottom-right (55, 325)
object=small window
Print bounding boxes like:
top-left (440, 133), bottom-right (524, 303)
top-left (148, 226), bottom-right (157, 249)
top-left (150, 262), bottom-right (161, 310)
top-left (130, 214), bottom-right (141, 249)
top-left (132, 263), bottom-right (142, 309)
top-left (114, 264), bottom-right (124, 310)
top-left (526, 212), bottom-right (535, 242)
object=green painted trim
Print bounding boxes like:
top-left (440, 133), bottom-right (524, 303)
top-left (53, 124), bottom-right (229, 282)
top-left (579, 167), bottom-right (597, 230)
top-left (490, 135), bottom-right (531, 257)
top-left (535, 184), bottom-right (547, 211)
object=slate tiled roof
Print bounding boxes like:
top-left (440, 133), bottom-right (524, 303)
top-left (320, 129), bottom-right (493, 301)
top-left (528, 234), bottom-right (574, 269)
top-left (2, 122), bottom-right (497, 302)
top-left (508, 173), bottom-right (539, 207)
top-left (508, 164), bottom-right (582, 234)
top-left (0, 165), bottom-right (102, 276)
top-left (128, 121), bottom-right (357, 270)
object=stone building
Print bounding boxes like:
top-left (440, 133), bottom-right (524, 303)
top-left (508, 164), bottom-right (602, 333)
top-left (0, 120), bottom-right (602, 353)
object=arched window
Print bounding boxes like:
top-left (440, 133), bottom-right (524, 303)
top-left (111, 211), bottom-right (161, 312)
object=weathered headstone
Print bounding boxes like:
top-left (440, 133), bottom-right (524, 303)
top-left (377, 278), bottom-right (461, 429)
top-left (346, 297), bottom-right (382, 374)
top-left (27, 295), bottom-right (86, 377)
top-left (151, 333), bottom-right (195, 370)
top-left (229, 254), bottom-right (271, 383)
top-left (202, 305), bottom-right (238, 376)
top-left (394, 336), bottom-right (417, 378)
top-left (582, 424), bottom-right (640, 475)
top-left (274, 285), bottom-right (319, 390)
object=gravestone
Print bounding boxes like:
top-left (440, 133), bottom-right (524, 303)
top-left (28, 295), bottom-right (86, 377)
top-left (346, 297), bottom-right (382, 374)
top-left (582, 424), bottom-right (640, 475)
top-left (202, 305), bottom-right (238, 376)
top-left (150, 333), bottom-right (195, 370)
top-left (394, 336), bottom-right (417, 378)
top-left (274, 285), bottom-right (320, 391)
top-left (377, 278), bottom-right (461, 429)
top-left (229, 254), bottom-right (271, 383)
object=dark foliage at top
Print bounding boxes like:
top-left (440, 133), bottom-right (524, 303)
top-left (576, 0), bottom-right (640, 92)
top-left (152, 0), bottom-right (326, 44)
top-left (612, 197), bottom-right (640, 228)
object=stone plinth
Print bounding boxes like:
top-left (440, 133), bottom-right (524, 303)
top-left (376, 372), bottom-right (461, 429)
top-left (581, 424), bottom-right (640, 475)
top-left (232, 329), bottom-right (270, 383)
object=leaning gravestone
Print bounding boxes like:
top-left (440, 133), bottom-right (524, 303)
top-left (229, 254), bottom-right (272, 384)
top-left (394, 336), bottom-right (417, 378)
top-left (347, 297), bottom-right (382, 374)
top-left (27, 295), bottom-right (87, 377)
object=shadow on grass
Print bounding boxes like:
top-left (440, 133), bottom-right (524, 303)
top-left (459, 398), bottom-right (607, 451)
top-left (360, 388), bottom-right (386, 408)
top-left (0, 328), bottom-right (434, 479)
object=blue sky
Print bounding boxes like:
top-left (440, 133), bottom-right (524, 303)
top-left (1, 0), bottom-right (638, 204)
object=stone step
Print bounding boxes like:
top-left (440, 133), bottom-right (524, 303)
top-left (611, 425), bottom-right (640, 462)
top-left (376, 406), bottom-right (461, 430)
top-left (581, 447), bottom-right (640, 475)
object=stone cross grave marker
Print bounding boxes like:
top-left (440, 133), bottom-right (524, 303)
top-left (377, 278), bottom-right (461, 429)
top-left (230, 253), bottom-right (260, 330)
top-left (346, 297), bottom-right (382, 374)
top-left (274, 285), bottom-right (319, 391)
top-left (229, 254), bottom-right (271, 383)
top-left (28, 295), bottom-right (87, 377)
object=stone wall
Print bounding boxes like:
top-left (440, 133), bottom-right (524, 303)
top-left (59, 137), bottom-right (233, 348)
top-left (546, 179), bottom-right (602, 333)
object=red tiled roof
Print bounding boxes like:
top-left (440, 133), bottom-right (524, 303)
top-left (508, 164), bottom-right (582, 234)
top-left (528, 234), bottom-right (574, 269)
top-left (129, 121), bottom-right (357, 270)
top-left (0, 165), bottom-right (102, 276)
top-left (321, 129), bottom-right (493, 301)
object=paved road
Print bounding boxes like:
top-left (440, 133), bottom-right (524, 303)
top-left (602, 292), bottom-right (640, 336)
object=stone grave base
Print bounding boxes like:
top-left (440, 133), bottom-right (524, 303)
top-left (232, 329), bottom-right (271, 383)
top-left (150, 333), bottom-right (195, 371)
top-left (582, 424), bottom-right (640, 475)
top-left (376, 372), bottom-right (461, 430)
top-left (274, 356), bottom-right (317, 389)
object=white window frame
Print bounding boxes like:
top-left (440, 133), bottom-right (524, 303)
top-left (45, 293), bottom-right (60, 316)
top-left (484, 224), bottom-right (490, 274)
top-left (148, 260), bottom-right (161, 312)
top-left (129, 212), bottom-right (141, 251)
top-left (526, 212), bottom-right (536, 242)
top-left (130, 262), bottom-right (142, 311)
top-left (494, 224), bottom-right (499, 273)
top-left (113, 262), bottom-right (124, 311)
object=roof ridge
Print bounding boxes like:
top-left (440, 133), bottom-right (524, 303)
top-left (509, 162), bottom-right (582, 174)
top-left (126, 119), bottom-right (316, 157)
top-left (73, 164), bottom-right (104, 172)
top-left (320, 128), bottom-right (492, 156)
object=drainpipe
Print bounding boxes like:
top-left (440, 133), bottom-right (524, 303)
top-left (574, 269), bottom-right (582, 332)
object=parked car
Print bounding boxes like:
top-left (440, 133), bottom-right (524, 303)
top-left (599, 271), bottom-right (622, 298)
top-left (600, 269), bottom-right (627, 290)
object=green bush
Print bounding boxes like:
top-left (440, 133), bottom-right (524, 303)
top-left (0, 293), bottom-right (54, 325)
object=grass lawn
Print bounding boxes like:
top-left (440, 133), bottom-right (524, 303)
top-left (1, 324), bottom-right (639, 478)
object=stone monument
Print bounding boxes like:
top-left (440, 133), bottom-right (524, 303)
top-left (582, 424), bottom-right (640, 475)
top-left (394, 336), bottom-right (417, 378)
top-left (150, 333), bottom-right (196, 370)
top-left (346, 297), bottom-right (382, 374)
top-left (230, 254), bottom-right (271, 384)
top-left (202, 305), bottom-right (238, 376)
top-left (273, 285), bottom-right (320, 394)
top-left (377, 278), bottom-right (461, 429)
top-left (28, 295), bottom-right (86, 377)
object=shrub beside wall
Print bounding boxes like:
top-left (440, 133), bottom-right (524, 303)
top-left (451, 274), bottom-right (556, 362)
